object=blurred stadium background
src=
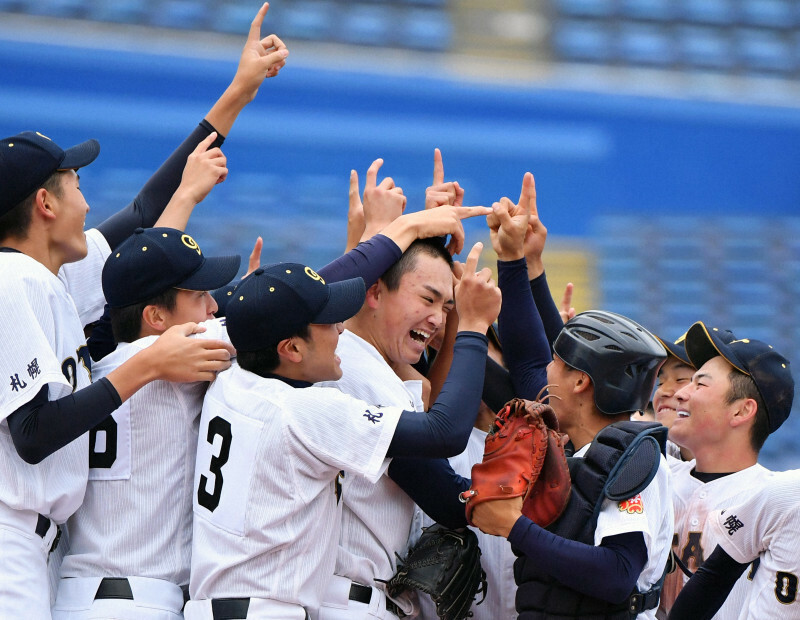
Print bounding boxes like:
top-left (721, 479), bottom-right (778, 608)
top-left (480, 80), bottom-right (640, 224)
top-left (2, 0), bottom-right (799, 468)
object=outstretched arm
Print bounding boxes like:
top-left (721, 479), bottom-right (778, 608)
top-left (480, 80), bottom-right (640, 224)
top-left (487, 172), bottom-right (550, 398)
top-left (668, 546), bottom-right (747, 620)
top-left (95, 3), bottom-right (287, 248)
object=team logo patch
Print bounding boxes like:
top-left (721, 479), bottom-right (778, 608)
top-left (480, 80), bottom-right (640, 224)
top-left (181, 234), bottom-right (202, 255)
top-left (723, 514), bottom-right (744, 536)
top-left (618, 494), bottom-right (644, 514)
top-left (304, 266), bottom-right (325, 284)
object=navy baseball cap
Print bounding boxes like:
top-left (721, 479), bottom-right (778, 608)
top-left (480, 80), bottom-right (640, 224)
top-left (0, 131), bottom-right (100, 216)
top-left (685, 321), bottom-right (795, 433)
top-left (103, 227), bottom-right (241, 308)
top-left (656, 327), bottom-right (737, 368)
top-left (226, 263), bottom-right (366, 352)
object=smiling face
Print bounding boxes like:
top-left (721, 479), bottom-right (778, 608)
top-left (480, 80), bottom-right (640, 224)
top-left (49, 170), bottom-right (90, 264)
top-left (653, 356), bottom-right (695, 429)
top-left (373, 252), bottom-right (454, 366)
top-left (669, 356), bottom-right (739, 452)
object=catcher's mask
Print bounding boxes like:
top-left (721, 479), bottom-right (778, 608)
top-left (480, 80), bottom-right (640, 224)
top-left (553, 310), bottom-right (667, 415)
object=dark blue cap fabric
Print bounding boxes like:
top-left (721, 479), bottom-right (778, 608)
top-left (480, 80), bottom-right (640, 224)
top-left (685, 321), bottom-right (795, 433)
top-left (656, 327), bottom-right (737, 368)
top-left (0, 131), bottom-right (100, 216)
top-left (226, 263), bottom-right (366, 352)
top-left (102, 227), bottom-right (240, 308)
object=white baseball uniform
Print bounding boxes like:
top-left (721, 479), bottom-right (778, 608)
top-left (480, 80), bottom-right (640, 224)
top-left (52, 319), bottom-right (229, 619)
top-left (707, 469), bottom-right (800, 619)
top-left (659, 458), bottom-right (772, 617)
top-left (417, 426), bottom-right (517, 620)
top-left (186, 362), bottom-right (402, 620)
top-left (575, 442), bottom-right (675, 620)
top-left (0, 229), bottom-right (110, 618)
top-left (315, 329), bottom-right (424, 619)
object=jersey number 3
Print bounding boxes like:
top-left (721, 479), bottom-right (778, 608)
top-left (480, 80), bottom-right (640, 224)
top-left (197, 416), bottom-right (232, 512)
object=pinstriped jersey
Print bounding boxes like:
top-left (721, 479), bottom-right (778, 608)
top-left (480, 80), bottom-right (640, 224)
top-left (61, 318), bottom-right (229, 586)
top-left (0, 229), bottom-right (110, 522)
top-left (708, 469), bottom-right (800, 619)
top-left (660, 457), bottom-right (772, 618)
top-left (189, 363), bottom-right (401, 611)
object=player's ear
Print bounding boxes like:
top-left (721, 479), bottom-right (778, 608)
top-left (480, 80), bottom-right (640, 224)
top-left (731, 397), bottom-right (758, 428)
top-left (141, 304), bottom-right (169, 333)
top-left (276, 337), bottom-right (303, 364)
top-left (573, 371), bottom-right (592, 395)
top-left (364, 281), bottom-right (382, 310)
top-left (31, 187), bottom-right (57, 222)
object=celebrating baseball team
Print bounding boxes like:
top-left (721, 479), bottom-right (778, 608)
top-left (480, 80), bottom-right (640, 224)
top-left (1, 4), bottom-right (797, 620)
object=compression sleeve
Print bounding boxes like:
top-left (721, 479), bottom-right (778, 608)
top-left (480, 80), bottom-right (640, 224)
top-left (530, 271), bottom-right (566, 347)
top-left (6, 379), bottom-right (122, 464)
top-left (388, 332), bottom-right (488, 458)
top-left (95, 120), bottom-right (224, 249)
top-left (508, 518), bottom-right (648, 603)
top-left (318, 234), bottom-right (401, 288)
top-left (388, 457), bottom-right (470, 529)
top-left (497, 259), bottom-right (550, 399)
top-left (667, 546), bottom-right (748, 620)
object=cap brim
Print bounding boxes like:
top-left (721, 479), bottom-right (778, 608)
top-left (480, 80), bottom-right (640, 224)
top-left (58, 139), bottom-right (100, 170)
top-left (685, 322), bottom-right (748, 375)
top-left (655, 335), bottom-right (693, 367)
top-left (178, 255), bottom-right (241, 292)
top-left (313, 277), bottom-right (366, 324)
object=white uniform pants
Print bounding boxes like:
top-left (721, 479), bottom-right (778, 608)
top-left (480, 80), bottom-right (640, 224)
top-left (316, 575), bottom-right (402, 619)
top-left (52, 576), bottom-right (185, 619)
top-left (184, 597), bottom-right (307, 620)
top-left (0, 504), bottom-right (60, 619)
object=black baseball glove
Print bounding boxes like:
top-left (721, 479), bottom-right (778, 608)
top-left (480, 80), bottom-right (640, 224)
top-left (385, 524), bottom-right (487, 620)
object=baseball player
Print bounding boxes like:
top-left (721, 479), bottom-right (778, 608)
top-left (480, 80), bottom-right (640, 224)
top-left (311, 155), bottom-right (502, 619)
top-left (393, 309), bottom-right (673, 619)
top-left (50, 226), bottom-right (241, 619)
top-left (668, 468), bottom-right (800, 619)
top-left (186, 244), bottom-right (500, 620)
top-left (658, 322), bottom-right (794, 618)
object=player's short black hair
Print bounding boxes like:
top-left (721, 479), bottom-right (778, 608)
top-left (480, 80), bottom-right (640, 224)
top-left (236, 324), bottom-right (312, 377)
top-left (109, 288), bottom-right (179, 344)
top-left (380, 238), bottom-right (453, 292)
top-left (726, 368), bottom-right (769, 452)
top-left (0, 171), bottom-right (63, 241)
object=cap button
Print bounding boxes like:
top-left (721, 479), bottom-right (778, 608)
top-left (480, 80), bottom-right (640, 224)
top-left (134, 227), bottom-right (144, 234)
top-left (254, 268), bottom-right (264, 276)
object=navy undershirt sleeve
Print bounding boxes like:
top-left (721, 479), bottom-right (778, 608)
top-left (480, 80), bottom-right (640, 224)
top-left (530, 270), bottom-right (566, 347)
top-left (96, 120), bottom-right (224, 250)
top-left (318, 234), bottom-right (401, 288)
top-left (668, 545), bottom-right (748, 620)
top-left (388, 332), bottom-right (488, 458)
top-left (508, 517), bottom-right (648, 603)
top-left (388, 457), bottom-right (470, 529)
top-left (483, 356), bottom-right (515, 413)
top-left (87, 305), bottom-right (115, 361)
top-left (497, 259), bottom-right (550, 399)
top-left (7, 378), bottom-right (123, 464)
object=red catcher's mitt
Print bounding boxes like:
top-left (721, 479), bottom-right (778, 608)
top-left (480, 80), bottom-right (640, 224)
top-left (460, 398), bottom-right (571, 527)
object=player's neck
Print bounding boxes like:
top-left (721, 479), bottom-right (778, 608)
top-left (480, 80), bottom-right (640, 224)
top-left (692, 439), bottom-right (758, 474)
top-left (0, 232), bottom-right (64, 275)
top-left (343, 316), bottom-right (386, 362)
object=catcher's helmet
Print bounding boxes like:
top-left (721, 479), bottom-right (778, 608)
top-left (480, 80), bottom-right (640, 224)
top-left (553, 310), bottom-right (667, 415)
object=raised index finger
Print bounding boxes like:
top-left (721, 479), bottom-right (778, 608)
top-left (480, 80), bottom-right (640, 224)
top-left (464, 241), bottom-right (483, 274)
top-left (433, 148), bottom-right (444, 186)
top-left (452, 205), bottom-right (492, 220)
top-left (365, 158), bottom-right (383, 190)
top-left (249, 2), bottom-right (269, 43)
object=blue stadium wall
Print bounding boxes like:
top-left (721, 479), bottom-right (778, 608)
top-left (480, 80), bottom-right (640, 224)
top-left (3, 36), bottom-right (799, 467)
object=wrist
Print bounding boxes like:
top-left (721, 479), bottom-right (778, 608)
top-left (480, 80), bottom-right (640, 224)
top-left (457, 320), bottom-right (490, 335)
top-left (526, 258), bottom-right (544, 280)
